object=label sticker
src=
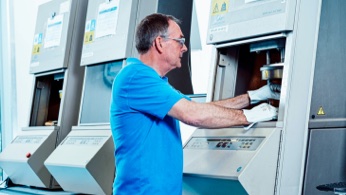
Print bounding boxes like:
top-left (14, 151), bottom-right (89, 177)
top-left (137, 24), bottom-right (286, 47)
top-left (95, 0), bottom-right (119, 38)
top-left (44, 14), bottom-right (64, 48)
top-left (32, 33), bottom-right (43, 55)
top-left (32, 44), bottom-right (41, 55)
top-left (209, 25), bottom-right (228, 33)
top-left (84, 20), bottom-right (96, 44)
top-left (211, 0), bottom-right (229, 16)
top-left (84, 31), bottom-right (94, 44)
top-left (317, 106), bottom-right (325, 115)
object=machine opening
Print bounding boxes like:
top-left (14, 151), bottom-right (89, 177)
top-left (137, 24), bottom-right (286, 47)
top-left (30, 73), bottom-right (64, 126)
top-left (213, 38), bottom-right (285, 110)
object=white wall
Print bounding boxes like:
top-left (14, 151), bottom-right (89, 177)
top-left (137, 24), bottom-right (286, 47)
top-left (190, 2), bottom-right (213, 94)
top-left (12, 0), bottom-right (50, 136)
top-left (0, 0), bottom-right (17, 147)
top-left (181, 2), bottom-right (212, 144)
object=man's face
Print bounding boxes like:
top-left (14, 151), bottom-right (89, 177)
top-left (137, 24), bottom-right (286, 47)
top-left (162, 20), bottom-right (188, 70)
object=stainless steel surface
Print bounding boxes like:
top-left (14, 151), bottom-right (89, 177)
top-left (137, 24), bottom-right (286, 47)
top-left (303, 1), bottom-right (346, 194)
top-left (303, 128), bottom-right (346, 195)
top-left (308, 0), bottom-right (346, 124)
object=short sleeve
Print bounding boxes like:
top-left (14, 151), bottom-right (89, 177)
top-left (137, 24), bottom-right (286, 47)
top-left (126, 67), bottom-right (185, 119)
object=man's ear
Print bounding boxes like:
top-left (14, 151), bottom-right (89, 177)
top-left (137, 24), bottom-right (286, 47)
top-left (154, 36), bottom-right (164, 53)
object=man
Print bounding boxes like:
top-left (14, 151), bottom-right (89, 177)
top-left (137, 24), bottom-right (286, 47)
top-left (110, 13), bottom-right (279, 195)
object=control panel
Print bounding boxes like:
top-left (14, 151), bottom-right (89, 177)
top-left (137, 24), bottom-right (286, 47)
top-left (12, 135), bottom-right (47, 145)
top-left (61, 136), bottom-right (108, 146)
top-left (184, 137), bottom-right (264, 151)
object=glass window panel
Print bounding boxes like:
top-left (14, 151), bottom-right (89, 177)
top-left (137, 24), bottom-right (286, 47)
top-left (79, 61), bottom-right (122, 125)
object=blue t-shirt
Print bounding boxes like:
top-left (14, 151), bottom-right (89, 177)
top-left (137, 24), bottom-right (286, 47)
top-left (110, 58), bottom-right (188, 195)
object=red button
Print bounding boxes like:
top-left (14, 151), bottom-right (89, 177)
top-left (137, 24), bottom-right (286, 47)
top-left (26, 153), bottom-right (31, 158)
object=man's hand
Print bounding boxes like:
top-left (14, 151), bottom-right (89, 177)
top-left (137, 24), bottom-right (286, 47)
top-left (243, 103), bottom-right (278, 123)
top-left (247, 83), bottom-right (281, 104)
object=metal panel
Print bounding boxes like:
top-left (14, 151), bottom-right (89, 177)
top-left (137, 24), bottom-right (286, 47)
top-left (44, 128), bottom-right (114, 195)
top-left (0, 129), bottom-right (58, 188)
top-left (80, 0), bottom-right (194, 94)
top-left (30, 0), bottom-right (84, 74)
top-left (185, 1), bottom-right (346, 195)
top-left (80, 0), bottom-right (140, 66)
top-left (274, 0), bottom-right (322, 193)
top-left (183, 127), bottom-right (281, 195)
top-left (309, 0), bottom-right (346, 126)
top-left (303, 4), bottom-right (346, 195)
top-left (207, 0), bottom-right (296, 44)
top-left (303, 128), bottom-right (346, 195)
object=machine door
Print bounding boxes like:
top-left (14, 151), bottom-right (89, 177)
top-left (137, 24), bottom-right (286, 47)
top-left (303, 128), bottom-right (346, 195)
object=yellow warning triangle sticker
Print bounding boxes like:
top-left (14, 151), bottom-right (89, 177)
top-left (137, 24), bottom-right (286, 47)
top-left (213, 4), bottom-right (219, 14)
top-left (317, 106), bottom-right (325, 115)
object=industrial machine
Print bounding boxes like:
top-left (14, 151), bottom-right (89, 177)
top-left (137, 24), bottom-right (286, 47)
top-left (44, 0), bottom-right (194, 194)
top-left (183, 0), bottom-right (346, 195)
top-left (302, 1), bottom-right (346, 194)
top-left (0, 0), bottom-right (87, 189)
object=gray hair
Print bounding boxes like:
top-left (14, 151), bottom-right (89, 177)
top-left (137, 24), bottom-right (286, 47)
top-left (135, 13), bottom-right (181, 54)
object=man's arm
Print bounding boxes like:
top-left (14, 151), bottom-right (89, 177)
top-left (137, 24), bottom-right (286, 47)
top-left (168, 98), bottom-right (249, 129)
top-left (168, 83), bottom-right (281, 129)
top-left (210, 94), bottom-right (250, 109)
top-left (211, 83), bottom-right (281, 108)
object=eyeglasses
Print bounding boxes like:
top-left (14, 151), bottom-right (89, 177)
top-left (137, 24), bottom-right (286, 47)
top-left (160, 36), bottom-right (185, 46)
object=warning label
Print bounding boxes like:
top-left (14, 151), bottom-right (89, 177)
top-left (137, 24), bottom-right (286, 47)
top-left (317, 106), bottom-right (325, 115)
top-left (211, 0), bottom-right (229, 16)
top-left (84, 31), bottom-right (94, 44)
top-left (32, 44), bottom-right (41, 55)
